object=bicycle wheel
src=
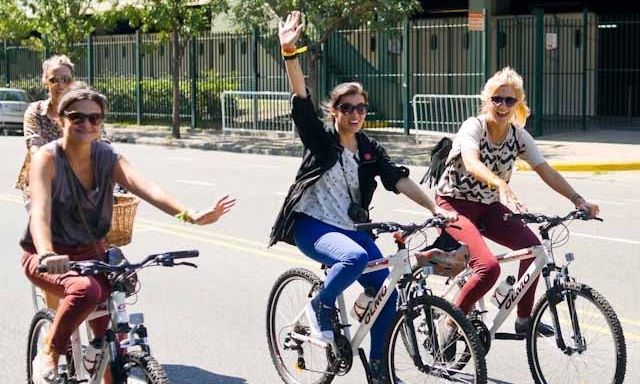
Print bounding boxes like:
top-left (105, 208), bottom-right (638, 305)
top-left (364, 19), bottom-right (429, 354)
top-left (266, 268), bottom-right (334, 384)
top-left (527, 281), bottom-right (626, 384)
top-left (26, 309), bottom-right (55, 384)
top-left (386, 295), bottom-right (487, 384)
top-left (115, 351), bottom-right (169, 384)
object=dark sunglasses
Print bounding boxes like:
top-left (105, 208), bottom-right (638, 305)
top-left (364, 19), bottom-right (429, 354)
top-left (337, 103), bottom-right (369, 115)
top-left (48, 76), bottom-right (73, 85)
top-left (490, 96), bottom-right (517, 107)
top-left (64, 111), bottom-right (104, 125)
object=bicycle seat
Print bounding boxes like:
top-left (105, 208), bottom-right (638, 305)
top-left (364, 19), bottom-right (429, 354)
top-left (414, 232), bottom-right (470, 277)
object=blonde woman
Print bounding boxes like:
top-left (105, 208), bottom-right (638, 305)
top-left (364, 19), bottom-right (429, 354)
top-left (434, 67), bottom-right (599, 342)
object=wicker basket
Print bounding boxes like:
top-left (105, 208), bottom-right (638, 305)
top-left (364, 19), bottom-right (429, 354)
top-left (106, 193), bottom-right (140, 247)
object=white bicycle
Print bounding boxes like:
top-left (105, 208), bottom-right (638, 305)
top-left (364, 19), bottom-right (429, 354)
top-left (406, 210), bottom-right (627, 384)
top-left (27, 249), bottom-right (199, 384)
top-left (266, 215), bottom-right (487, 384)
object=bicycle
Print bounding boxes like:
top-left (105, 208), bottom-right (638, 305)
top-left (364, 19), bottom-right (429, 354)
top-left (26, 249), bottom-right (200, 384)
top-left (406, 210), bottom-right (627, 384)
top-left (266, 215), bottom-right (487, 384)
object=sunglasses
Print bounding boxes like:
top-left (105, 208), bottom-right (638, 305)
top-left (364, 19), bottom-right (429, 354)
top-left (64, 111), bottom-right (104, 125)
top-left (337, 103), bottom-right (369, 115)
top-left (490, 96), bottom-right (518, 107)
top-left (48, 76), bottom-right (73, 85)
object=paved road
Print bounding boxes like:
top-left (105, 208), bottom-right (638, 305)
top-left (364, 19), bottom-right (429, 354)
top-left (1, 137), bottom-right (638, 383)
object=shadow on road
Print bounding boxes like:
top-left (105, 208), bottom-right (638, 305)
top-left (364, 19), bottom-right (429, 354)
top-left (488, 377), bottom-right (516, 384)
top-left (164, 365), bottom-right (248, 384)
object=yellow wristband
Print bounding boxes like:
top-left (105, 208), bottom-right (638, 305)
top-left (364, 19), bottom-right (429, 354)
top-left (175, 210), bottom-right (192, 223)
top-left (282, 46), bottom-right (308, 57)
top-left (487, 177), bottom-right (499, 189)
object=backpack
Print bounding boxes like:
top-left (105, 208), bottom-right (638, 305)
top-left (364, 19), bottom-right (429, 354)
top-left (420, 136), bottom-right (453, 187)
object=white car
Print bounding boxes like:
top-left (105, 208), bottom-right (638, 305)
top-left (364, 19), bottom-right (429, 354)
top-left (0, 87), bottom-right (29, 134)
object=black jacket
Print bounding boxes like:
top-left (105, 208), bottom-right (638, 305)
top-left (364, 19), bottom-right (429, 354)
top-left (269, 95), bottom-right (409, 246)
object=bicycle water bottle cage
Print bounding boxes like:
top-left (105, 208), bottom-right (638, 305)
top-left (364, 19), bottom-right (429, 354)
top-left (414, 232), bottom-right (469, 277)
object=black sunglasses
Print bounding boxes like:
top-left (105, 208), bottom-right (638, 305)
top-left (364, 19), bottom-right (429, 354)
top-left (48, 76), bottom-right (73, 85)
top-left (337, 103), bottom-right (369, 115)
top-left (63, 111), bottom-right (104, 125)
top-left (491, 96), bottom-right (517, 107)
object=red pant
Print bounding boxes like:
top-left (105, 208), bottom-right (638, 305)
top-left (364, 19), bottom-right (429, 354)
top-left (22, 242), bottom-right (111, 355)
top-left (437, 196), bottom-right (541, 318)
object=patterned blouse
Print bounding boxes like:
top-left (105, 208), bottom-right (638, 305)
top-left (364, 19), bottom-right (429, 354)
top-left (15, 99), bottom-right (108, 191)
top-left (436, 115), bottom-right (545, 204)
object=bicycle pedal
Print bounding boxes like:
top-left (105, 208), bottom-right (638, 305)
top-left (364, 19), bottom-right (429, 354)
top-left (495, 332), bottom-right (525, 341)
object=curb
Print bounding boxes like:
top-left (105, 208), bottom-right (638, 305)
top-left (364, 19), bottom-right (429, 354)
top-left (516, 160), bottom-right (640, 172)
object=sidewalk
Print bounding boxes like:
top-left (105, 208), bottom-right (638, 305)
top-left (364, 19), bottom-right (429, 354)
top-left (106, 124), bottom-right (640, 172)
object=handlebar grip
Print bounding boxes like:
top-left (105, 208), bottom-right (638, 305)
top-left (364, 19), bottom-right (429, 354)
top-left (167, 250), bottom-right (199, 259)
top-left (37, 264), bottom-right (47, 273)
top-left (354, 223), bottom-right (382, 232)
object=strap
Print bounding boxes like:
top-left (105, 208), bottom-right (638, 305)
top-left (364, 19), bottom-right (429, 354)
top-left (337, 153), bottom-right (357, 204)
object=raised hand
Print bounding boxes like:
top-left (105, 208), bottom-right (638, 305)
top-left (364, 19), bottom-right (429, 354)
top-left (278, 11), bottom-right (304, 51)
top-left (191, 195), bottom-right (236, 225)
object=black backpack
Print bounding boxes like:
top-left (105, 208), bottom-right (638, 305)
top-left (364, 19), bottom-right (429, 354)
top-left (420, 136), bottom-right (453, 187)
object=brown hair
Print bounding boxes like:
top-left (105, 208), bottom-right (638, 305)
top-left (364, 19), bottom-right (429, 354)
top-left (320, 82), bottom-right (369, 126)
top-left (57, 85), bottom-right (108, 117)
top-left (480, 67), bottom-right (530, 128)
top-left (41, 54), bottom-right (75, 86)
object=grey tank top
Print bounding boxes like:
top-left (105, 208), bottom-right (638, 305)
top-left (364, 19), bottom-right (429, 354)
top-left (21, 140), bottom-right (120, 247)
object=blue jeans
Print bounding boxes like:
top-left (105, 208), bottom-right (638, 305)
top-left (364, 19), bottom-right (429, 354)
top-left (293, 215), bottom-right (397, 360)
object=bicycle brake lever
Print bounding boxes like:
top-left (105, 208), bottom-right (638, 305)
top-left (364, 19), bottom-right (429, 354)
top-left (175, 261), bottom-right (197, 268)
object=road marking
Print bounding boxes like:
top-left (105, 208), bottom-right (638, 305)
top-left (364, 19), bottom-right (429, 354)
top-left (624, 199), bottom-right (640, 204)
top-left (247, 164), bottom-right (281, 170)
top-left (274, 191), bottom-right (287, 196)
top-left (587, 199), bottom-right (625, 206)
top-left (168, 157), bottom-right (193, 162)
top-left (393, 209), bottom-right (429, 216)
top-left (175, 179), bottom-right (215, 187)
top-left (572, 232), bottom-right (640, 245)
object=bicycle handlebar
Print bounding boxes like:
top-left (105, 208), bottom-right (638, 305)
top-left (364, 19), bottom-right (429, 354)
top-left (37, 249), bottom-right (199, 274)
top-left (354, 214), bottom-right (451, 237)
top-left (504, 210), bottom-right (602, 224)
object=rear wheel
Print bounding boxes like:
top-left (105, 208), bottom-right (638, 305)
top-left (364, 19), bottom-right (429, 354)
top-left (386, 295), bottom-right (487, 383)
top-left (266, 268), bottom-right (334, 384)
top-left (527, 282), bottom-right (626, 384)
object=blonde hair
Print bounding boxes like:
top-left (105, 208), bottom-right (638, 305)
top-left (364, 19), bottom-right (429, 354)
top-left (480, 67), bottom-right (530, 128)
top-left (41, 54), bottom-right (75, 86)
top-left (320, 82), bottom-right (369, 126)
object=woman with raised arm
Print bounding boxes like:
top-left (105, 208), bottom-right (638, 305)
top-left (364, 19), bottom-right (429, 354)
top-left (269, 11), bottom-right (456, 382)
top-left (431, 67), bottom-right (599, 346)
top-left (23, 86), bottom-right (235, 384)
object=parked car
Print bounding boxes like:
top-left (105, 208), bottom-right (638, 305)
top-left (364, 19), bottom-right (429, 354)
top-left (0, 88), bottom-right (29, 135)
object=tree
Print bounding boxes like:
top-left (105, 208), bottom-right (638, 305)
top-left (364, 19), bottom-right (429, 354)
top-left (232, 0), bottom-right (420, 100)
top-left (121, 0), bottom-right (228, 138)
top-left (22, 0), bottom-right (96, 55)
top-left (0, 0), bottom-right (31, 43)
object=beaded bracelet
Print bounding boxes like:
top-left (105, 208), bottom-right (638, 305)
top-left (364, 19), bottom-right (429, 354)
top-left (175, 210), bottom-right (193, 223)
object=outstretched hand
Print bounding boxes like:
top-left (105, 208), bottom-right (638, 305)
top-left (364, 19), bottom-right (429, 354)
top-left (190, 195), bottom-right (236, 225)
top-left (278, 11), bottom-right (304, 51)
top-left (434, 206), bottom-right (458, 222)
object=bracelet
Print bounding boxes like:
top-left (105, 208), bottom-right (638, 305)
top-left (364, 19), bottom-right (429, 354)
top-left (38, 251), bottom-right (58, 264)
top-left (281, 45), bottom-right (308, 59)
top-left (487, 176), bottom-right (499, 190)
top-left (570, 193), bottom-right (584, 205)
top-left (283, 53), bottom-right (298, 61)
top-left (175, 210), bottom-right (193, 223)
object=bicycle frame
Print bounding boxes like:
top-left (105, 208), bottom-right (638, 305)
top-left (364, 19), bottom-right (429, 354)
top-left (441, 239), bottom-right (557, 337)
top-left (290, 247), bottom-right (415, 355)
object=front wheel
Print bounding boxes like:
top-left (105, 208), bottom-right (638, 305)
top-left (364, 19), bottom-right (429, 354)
top-left (266, 268), bottom-right (334, 384)
top-left (385, 295), bottom-right (487, 383)
top-left (27, 309), bottom-right (56, 384)
top-left (114, 351), bottom-right (169, 384)
top-left (527, 281), bottom-right (626, 384)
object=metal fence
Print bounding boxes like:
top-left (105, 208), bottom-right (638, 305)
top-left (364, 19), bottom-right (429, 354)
top-left (221, 91), bottom-right (292, 133)
top-left (1, 10), bottom-right (638, 135)
top-left (412, 94), bottom-right (481, 134)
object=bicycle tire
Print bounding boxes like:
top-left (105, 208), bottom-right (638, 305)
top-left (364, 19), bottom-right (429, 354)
top-left (114, 351), bottom-right (169, 384)
top-left (26, 309), bottom-right (56, 384)
top-left (266, 268), bottom-right (334, 384)
top-left (386, 295), bottom-right (487, 384)
top-left (527, 281), bottom-right (626, 384)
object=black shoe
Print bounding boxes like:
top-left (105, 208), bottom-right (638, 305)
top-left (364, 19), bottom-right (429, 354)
top-left (515, 317), bottom-right (555, 337)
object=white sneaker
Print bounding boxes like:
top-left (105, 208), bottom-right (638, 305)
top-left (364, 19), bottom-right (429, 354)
top-left (32, 351), bottom-right (58, 384)
top-left (305, 299), bottom-right (335, 343)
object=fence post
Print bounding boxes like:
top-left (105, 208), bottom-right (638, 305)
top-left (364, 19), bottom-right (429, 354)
top-left (87, 34), bottom-right (93, 86)
top-left (483, 8), bottom-right (490, 82)
top-left (533, 8), bottom-right (544, 137)
top-left (582, 8), bottom-right (588, 131)
top-left (402, 18), bottom-right (410, 135)
top-left (252, 28), bottom-right (259, 131)
top-left (3, 40), bottom-right (9, 86)
top-left (190, 36), bottom-right (197, 129)
top-left (135, 30), bottom-right (142, 126)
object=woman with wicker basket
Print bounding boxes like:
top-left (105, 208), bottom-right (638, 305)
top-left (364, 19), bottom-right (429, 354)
top-left (20, 86), bottom-right (236, 384)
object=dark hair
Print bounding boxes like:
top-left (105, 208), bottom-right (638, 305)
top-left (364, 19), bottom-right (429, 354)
top-left (57, 86), bottom-right (108, 116)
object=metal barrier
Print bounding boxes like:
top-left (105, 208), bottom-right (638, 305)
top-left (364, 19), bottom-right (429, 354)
top-left (412, 94), bottom-right (480, 134)
top-left (221, 91), bottom-right (292, 133)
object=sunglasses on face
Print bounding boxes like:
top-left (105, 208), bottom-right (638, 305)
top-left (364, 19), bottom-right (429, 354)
top-left (64, 111), bottom-right (104, 125)
top-left (491, 96), bottom-right (517, 107)
top-left (336, 102), bottom-right (369, 115)
top-left (48, 76), bottom-right (73, 85)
